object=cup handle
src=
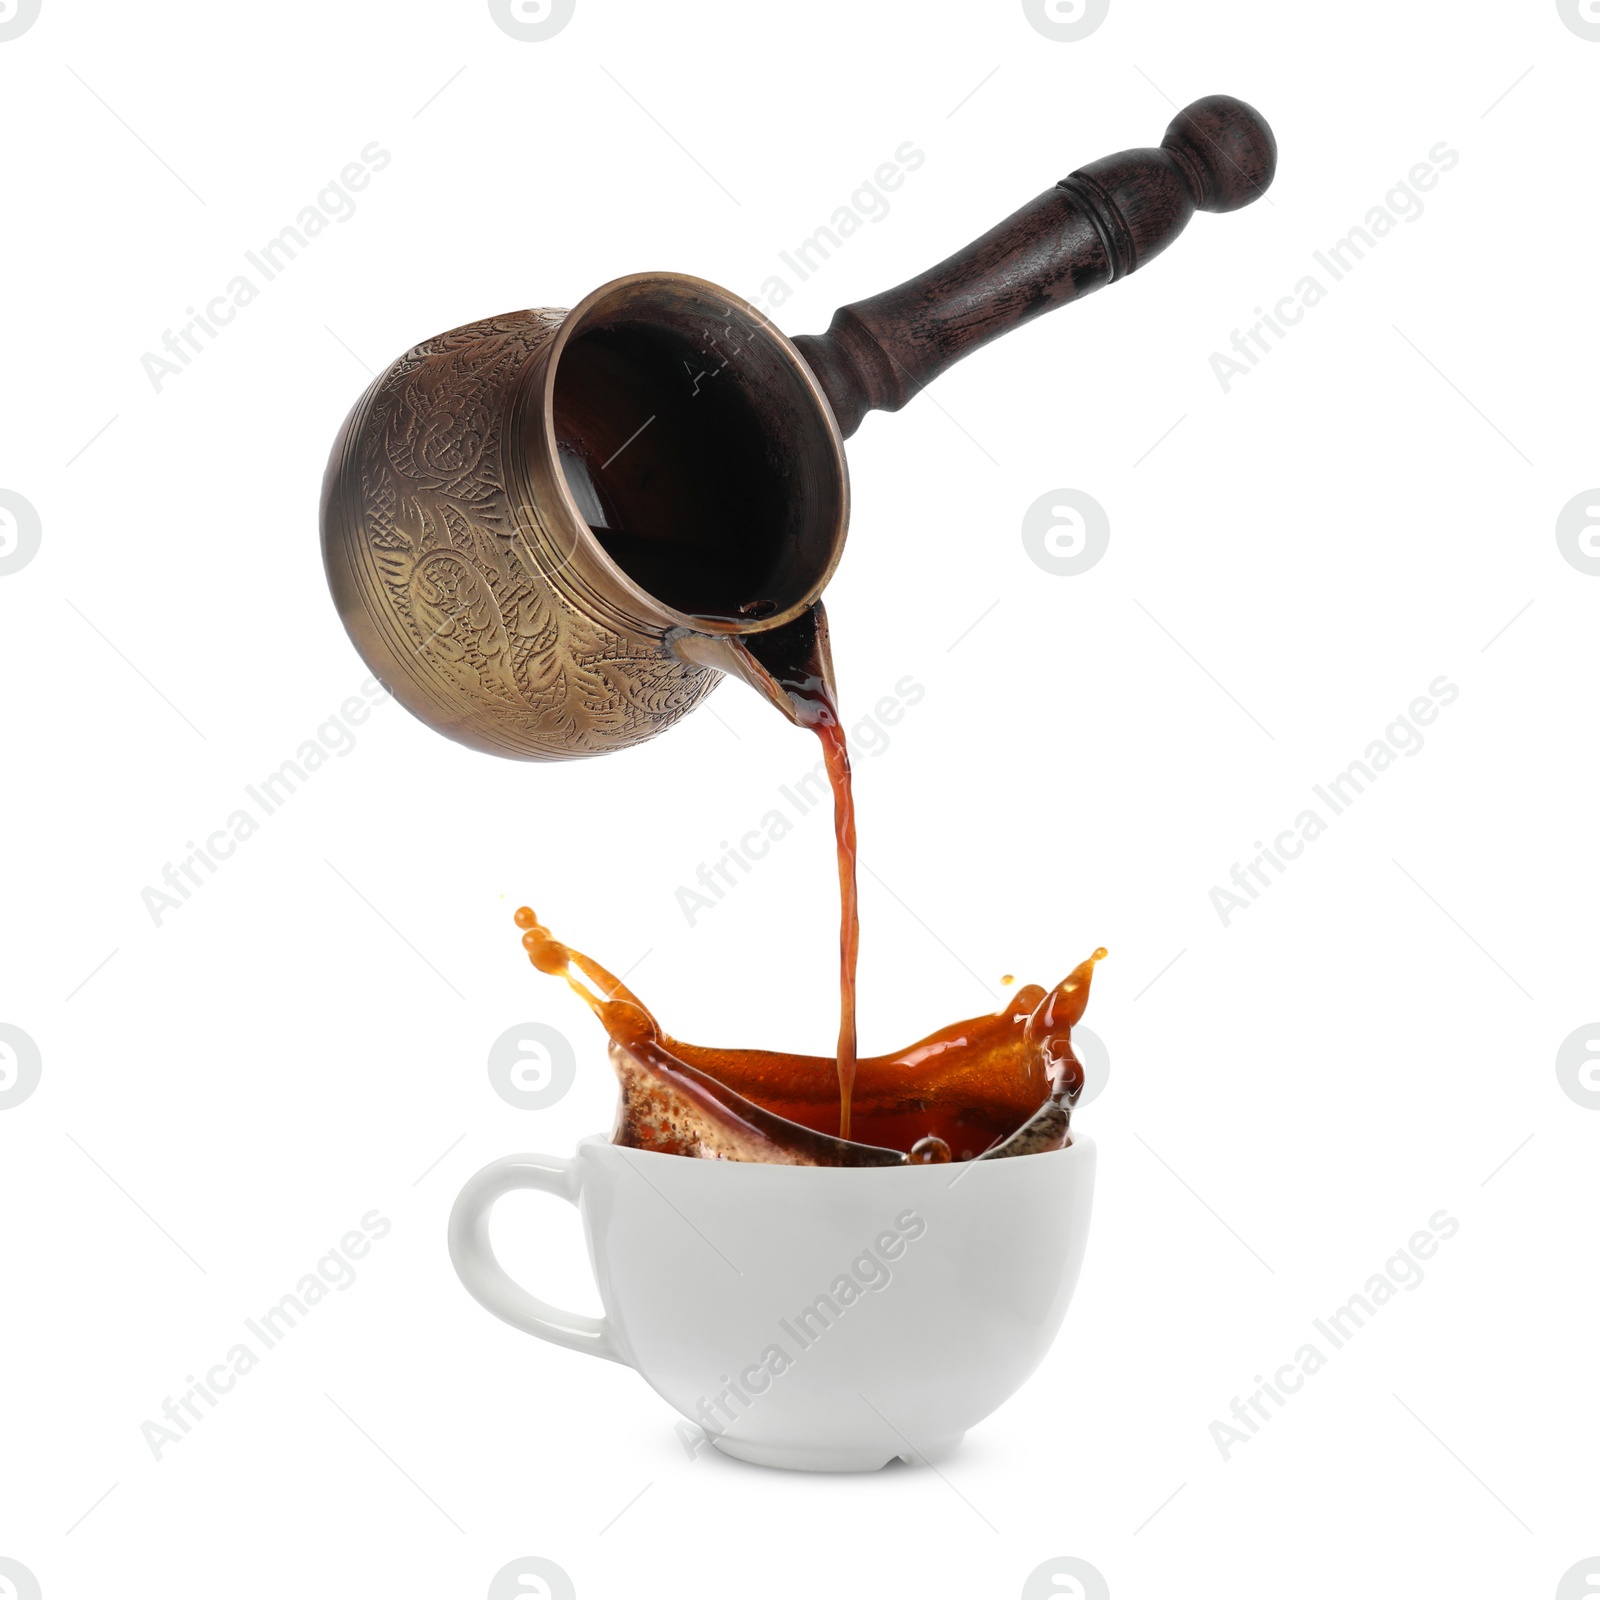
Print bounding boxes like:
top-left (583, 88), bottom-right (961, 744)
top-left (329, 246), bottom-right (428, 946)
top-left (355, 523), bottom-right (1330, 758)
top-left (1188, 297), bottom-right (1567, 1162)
top-left (447, 1152), bottom-right (627, 1365)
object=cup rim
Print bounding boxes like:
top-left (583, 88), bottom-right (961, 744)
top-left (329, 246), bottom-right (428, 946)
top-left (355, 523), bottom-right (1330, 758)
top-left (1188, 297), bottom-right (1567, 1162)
top-left (575, 1129), bottom-right (1094, 1178)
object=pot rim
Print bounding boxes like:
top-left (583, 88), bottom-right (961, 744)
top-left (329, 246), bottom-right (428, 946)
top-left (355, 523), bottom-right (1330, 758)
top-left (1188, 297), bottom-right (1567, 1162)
top-left (533, 269), bottom-right (851, 638)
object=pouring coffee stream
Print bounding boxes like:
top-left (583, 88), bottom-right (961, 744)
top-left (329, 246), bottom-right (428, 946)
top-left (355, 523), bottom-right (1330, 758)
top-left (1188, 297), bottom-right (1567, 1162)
top-left (320, 97), bottom-right (1275, 1158)
top-left (526, 594), bottom-right (1105, 1157)
top-left (677, 603), bottom-right (861, 1138)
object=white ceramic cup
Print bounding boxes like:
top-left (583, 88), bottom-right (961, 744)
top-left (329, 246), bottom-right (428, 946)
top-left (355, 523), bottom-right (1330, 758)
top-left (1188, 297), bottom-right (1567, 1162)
top-left (449, 1132), bottom-right (1096, 1472)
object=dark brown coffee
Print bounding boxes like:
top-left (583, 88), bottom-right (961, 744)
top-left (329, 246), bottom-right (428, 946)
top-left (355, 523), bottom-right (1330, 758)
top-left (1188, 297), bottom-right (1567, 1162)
top-left (512, 590), bottom-right (1104, 1163)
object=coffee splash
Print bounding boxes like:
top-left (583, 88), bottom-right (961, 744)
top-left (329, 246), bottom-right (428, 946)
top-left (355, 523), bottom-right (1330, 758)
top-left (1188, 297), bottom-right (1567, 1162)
top-left (517, 595), bottom-right (1107, 1167)
top-left (514, 905), bottom-right (1105, 1167)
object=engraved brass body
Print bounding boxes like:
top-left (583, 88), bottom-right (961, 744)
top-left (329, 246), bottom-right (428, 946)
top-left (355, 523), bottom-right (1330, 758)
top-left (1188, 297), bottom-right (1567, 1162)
top-left (321, 274), bottom-right (848, 760)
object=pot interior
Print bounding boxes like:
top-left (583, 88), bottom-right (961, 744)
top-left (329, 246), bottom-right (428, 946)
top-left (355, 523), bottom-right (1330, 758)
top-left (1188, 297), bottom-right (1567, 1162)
top-left (549, 277), bottom-right (845, 628)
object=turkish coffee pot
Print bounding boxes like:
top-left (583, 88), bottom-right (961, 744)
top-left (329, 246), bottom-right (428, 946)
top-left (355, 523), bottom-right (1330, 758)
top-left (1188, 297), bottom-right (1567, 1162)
top-left (321, 95), bottom-right (1275, 759)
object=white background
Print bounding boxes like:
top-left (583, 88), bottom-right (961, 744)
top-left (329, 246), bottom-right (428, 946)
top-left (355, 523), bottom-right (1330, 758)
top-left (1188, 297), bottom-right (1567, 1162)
top-left (2, 1), bottom-right (1597, 1596)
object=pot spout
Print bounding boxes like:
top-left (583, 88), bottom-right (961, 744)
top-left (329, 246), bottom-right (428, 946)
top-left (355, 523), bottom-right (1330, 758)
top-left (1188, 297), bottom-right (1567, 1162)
top-left (669, 600), bottom-right (837, 731)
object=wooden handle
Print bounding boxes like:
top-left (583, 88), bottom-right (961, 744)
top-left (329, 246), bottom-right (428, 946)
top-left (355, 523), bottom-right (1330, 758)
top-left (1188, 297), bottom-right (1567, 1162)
top-left (790, 94), bottom-right (1276, 437)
